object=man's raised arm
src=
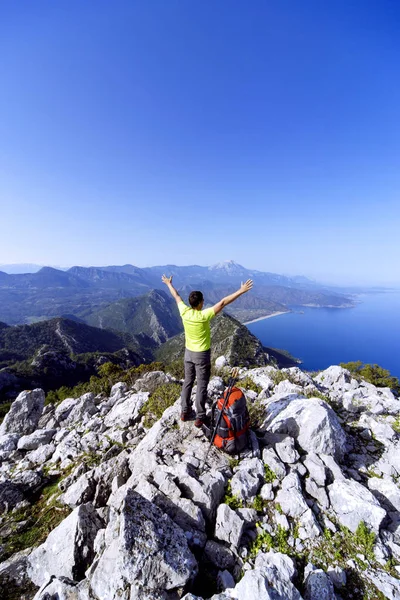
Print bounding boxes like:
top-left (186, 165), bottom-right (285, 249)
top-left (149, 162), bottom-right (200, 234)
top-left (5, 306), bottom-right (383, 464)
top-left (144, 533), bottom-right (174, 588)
top-left (212, 279), bottom-right (253, 315)
top-left (161, 275), bottom-right (183, 305)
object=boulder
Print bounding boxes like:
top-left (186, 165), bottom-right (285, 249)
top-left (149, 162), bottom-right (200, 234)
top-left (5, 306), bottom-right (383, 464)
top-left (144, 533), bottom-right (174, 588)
top-left (103, 392), bottom-right (149, 429)
top-left (368, 477), bottom-right (400, 513)
top-left (133, 371), bottom-right (170, 394)
top-left (266, 398), bottom-right (347, 461)
top-left (0, 481), bottom-right (25, 514)
top-left (89, 489), bottom-right (197, 599)
top-left (230, 566), bottom-right (302, 599)
top-left (17, 429), bottom-right (57, 451)
top-left (214, 504), bottom-right (245, 549)
top-left (328, 479), bottom-right (386, 533)
top-left (304, 565), bottom-right (336, 600)
top-left (0, 389), bottom-right (45, 436)
top-left (27, 503), bottom-right (102, 587)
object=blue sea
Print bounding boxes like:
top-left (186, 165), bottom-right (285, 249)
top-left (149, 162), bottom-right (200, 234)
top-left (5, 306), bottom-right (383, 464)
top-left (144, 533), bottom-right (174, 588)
top-left (246, 292), bottom-right (400, 378)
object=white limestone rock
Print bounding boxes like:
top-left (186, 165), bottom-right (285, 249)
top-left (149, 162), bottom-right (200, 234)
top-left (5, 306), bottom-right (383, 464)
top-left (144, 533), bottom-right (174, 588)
top-left (275, 436), bottom-right (300, 464)
top-left (303, 454), bottom-right (326, 487)
top-left (215, 355), bottom-right (228, 369)
top-left (364, 569), bottom-right (400, 599)
top-left (27, 502), bottom-right (102, 587)
top-left (17, 429), bottom-right (56, 451)
top-left (266, 397), bottom-right (347, 460)
top-left (230, 566), bottom-right (302, 599)
top-left (231, 458), bottom-right (264, 501)
top-left (0, 433), bottom-right (19, 454)
top-left (0, 389), bottom-right (45, 436)
top-left (262, 447), bottom-right (287, 481)
top-left (89, 489), bottom-right (197, 600)
top-left (328, 478), bottom-right (386, 533)
top-left (368, 477), bottom-right (400, 512)
top-left (304, 565), bottom-right (336, 600)
top-left (275, 473), bottom-right (310, 518)
top-left (215, 504), bottom-right (245, 549)
top-left (103, 391), bottom-right (149, 429)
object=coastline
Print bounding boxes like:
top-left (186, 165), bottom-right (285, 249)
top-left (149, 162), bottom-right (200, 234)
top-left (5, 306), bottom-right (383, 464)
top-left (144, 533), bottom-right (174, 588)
top-left (243, 311), bottom-right (288, 325)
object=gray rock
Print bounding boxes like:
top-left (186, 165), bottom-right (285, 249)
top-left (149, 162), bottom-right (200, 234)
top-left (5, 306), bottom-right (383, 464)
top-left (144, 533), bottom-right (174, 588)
top-left (215, 504), bottom-right (245, 548)
top-left (133, 371), bottom-right (170, 394)
top-left (304, 565), bottom-right (336, 599)
top-left (232, 566), bottom-right (302, 599)
top-left (18, 429), bottom-right (57, 451)
top-left (204, 541), bottom-right (236, 570)
top-left (0, 433), bottom-right (19, 453)
top-left (61, 393), bottom-right (98, 427)
top-left (364, 569), bottom-right (400, 599)
top-left (305, 477), bottom-right (329, 509)
top-left (231, 459), bottom-right (263, 501)
top-left (368, 477), bottom-right (400, 512)
top-left (328, 478), bottom-right (386, 533)
top-left (262, 447), bottom-right (286, 481)
top-left (327, 565), bottom-right (346, 589)
top-left (60, 471), bottom-right (96, 508)
top-left (217, 569), bottom-right (235, 591)
top-left (27, 502), bottom-right (102, 586)
top-left (89, 489), bottom-right (197, 599)
top-left (109, 381), bottom-right (128, 400)
top-left (0, 389), bottom-right (45, 436)
top-left (275, 436), bottom-right (300, 464)
top-left (260, 483), bottom-right (274, 501)
top-left (215, 356), bottom-right (228, 369)
top-left (303, 454), bottom-right (326, 487)
top-left (103, 392), bottom-right (149, 429)
top-left (11, 469), bottom-right (42, 493)
top-left (0, 547), bottom-right (36, 594)
top-left (27, 442), bottom-right (55, 466)
top-left (275, 473), bottom-right (309, 518)
top-left (266, 397), bottom-right (347, 461)
top-left (0, 481), bottom-right (25, 514)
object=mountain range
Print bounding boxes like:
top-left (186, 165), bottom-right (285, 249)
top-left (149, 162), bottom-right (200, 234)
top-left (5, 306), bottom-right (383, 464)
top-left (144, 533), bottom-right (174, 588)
top-left (0, 260), bottom-right (353, 326)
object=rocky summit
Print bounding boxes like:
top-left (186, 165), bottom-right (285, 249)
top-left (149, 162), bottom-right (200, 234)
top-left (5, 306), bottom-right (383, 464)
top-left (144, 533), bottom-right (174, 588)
top-left (1, 362), bottom-right (400, 599)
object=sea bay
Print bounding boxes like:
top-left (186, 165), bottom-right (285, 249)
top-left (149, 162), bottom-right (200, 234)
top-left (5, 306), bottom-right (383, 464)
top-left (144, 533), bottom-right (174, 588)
top-left (246, 292), bottom-right (400, 378)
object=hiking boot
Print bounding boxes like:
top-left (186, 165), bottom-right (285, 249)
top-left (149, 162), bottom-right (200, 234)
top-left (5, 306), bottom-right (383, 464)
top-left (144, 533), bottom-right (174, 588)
top-left (194, 415), bottom-right (209, 428)
top-left (181, 409), bottom-right (195, 422)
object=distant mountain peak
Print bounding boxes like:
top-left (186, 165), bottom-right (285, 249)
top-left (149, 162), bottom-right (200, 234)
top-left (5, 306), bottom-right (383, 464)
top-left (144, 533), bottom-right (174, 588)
top-left (209, 260), bottom-right (246, 273)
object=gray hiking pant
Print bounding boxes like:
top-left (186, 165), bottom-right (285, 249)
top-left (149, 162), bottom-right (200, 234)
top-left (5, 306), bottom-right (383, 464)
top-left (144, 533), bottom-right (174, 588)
top-left (181, 349), bottom-right (211, 419)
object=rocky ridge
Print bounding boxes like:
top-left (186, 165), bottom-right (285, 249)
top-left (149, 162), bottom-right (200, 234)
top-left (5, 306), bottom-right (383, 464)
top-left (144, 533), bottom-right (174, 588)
top-left (1, 363), bottom-right (400, 599)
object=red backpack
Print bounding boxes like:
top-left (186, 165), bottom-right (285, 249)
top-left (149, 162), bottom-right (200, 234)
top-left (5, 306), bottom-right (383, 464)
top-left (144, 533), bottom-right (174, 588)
top-left (211, 386), bottom-right (250, 454)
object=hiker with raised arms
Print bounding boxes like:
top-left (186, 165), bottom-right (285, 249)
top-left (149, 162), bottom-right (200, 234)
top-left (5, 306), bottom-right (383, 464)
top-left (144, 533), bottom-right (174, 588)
top-left (161, 275), bottom-right (253, 427)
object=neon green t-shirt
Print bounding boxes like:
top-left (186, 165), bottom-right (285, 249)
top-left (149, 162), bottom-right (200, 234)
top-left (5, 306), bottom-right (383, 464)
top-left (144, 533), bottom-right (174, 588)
top-left (178, 301), bottom-right (215, 352)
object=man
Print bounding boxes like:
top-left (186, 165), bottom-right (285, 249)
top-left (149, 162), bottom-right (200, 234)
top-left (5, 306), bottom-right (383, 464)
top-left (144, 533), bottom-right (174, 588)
top-left (161, 275), bottom-right (253, 427)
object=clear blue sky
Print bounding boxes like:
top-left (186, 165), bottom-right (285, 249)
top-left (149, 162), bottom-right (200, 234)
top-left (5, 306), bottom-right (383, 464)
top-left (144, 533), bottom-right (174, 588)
top-left (1, 0), bottom-right (399, 285)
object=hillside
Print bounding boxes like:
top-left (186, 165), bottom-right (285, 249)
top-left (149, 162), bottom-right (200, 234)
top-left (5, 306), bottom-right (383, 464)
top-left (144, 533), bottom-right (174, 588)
top-left (84, 289), bottom-right (182, 344)
top-left (1, 362), bottom-right (400, 599)
top-left (0, 318), bottom-right (154, 400)
top-left (156, 312), bottom-right (298, 368)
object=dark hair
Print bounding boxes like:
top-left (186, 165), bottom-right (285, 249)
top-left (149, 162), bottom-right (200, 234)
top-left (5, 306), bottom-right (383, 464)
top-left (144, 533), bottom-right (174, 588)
top-left (189, 290), bottom-right (204, 308)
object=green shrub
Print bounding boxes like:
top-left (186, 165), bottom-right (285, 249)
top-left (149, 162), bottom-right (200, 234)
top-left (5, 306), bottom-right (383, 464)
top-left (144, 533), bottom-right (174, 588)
top-left (354, 521), bottom-right (376, 561)
top-left (264, 464), bottom-right (276, 483)
top-left (140, 382), bottom-right (182, 428)
top-left (0, 401), bottom-right (12, 425)
top-left (239, 376), bottom-right (262, 394)
top-left (223, 481), bottom-right (243, 510)
top-left (247, 399), bottom-right (266, 428)
top-left (270, 370), bottom-right (290, 385)
top-left (340, 361), bottom-right (399, 393)
top-left (249, 529), bottom-right (273, 558)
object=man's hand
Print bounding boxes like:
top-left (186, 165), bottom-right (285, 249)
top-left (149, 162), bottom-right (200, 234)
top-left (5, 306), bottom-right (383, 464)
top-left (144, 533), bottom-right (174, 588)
top-left (162, 274), bottom-right (173, 285)
top-left (161, 274), bottom-right (182, 304)
top-left (240, 279), bottom-right (253, 294)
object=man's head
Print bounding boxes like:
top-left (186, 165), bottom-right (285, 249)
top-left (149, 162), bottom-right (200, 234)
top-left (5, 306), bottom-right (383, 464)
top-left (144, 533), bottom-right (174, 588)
top-left (189, 290), bottom-right (204, 309)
